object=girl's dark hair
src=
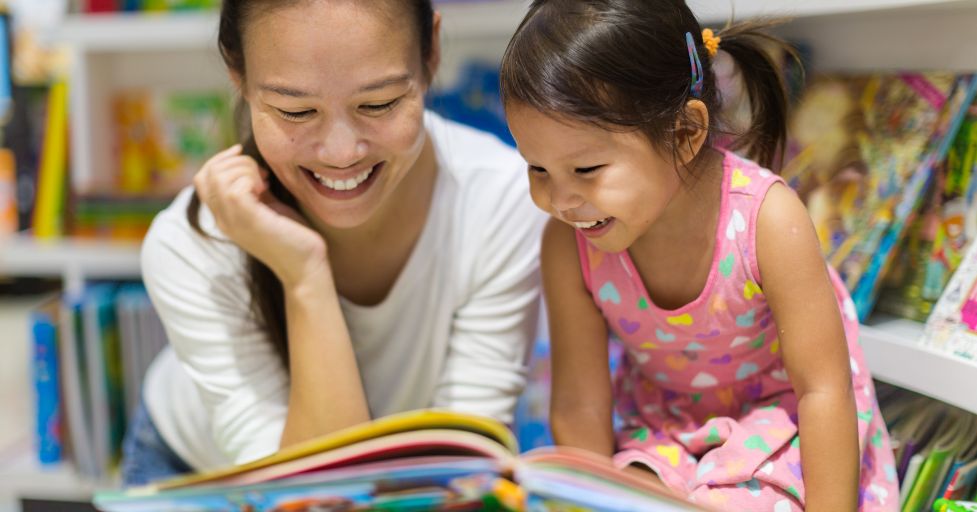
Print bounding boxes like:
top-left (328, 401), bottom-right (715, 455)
top-left (186, 0), bottom-right (436, 368)
top-left (499, 0), bottom-right (799, 172)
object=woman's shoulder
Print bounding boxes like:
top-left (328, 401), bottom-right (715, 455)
top-left (142, 187), bottom-right (246, 277)
top-left (424, 111), bottom-right (526, 184)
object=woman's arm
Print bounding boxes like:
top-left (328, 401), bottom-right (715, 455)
top-left (543, 219), bottom-right (616, 456)
top-left (279, 269), bottom-right (370, 447)
top-left (757, 184), bottom-right (859, 512)
top-left (191, 146), bottom-right (371, 450)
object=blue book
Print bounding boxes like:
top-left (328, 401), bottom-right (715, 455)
top-left (30, 298), bottom-right (61, 465)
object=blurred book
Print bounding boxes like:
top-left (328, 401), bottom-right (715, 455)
top-left (920, 231), bottom-right (977, 362)
top-left (780, 73), bottom-right (977, 321)
top-left (112, 88), bottom-right (233, 197)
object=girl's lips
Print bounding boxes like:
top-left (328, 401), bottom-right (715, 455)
top-left (302, 162), bottom-right (384, 199)
top-left (577, 217), bottom-right (616, 238)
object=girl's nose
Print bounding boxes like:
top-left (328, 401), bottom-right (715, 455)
top-left (549, 184), bottom-right (586, 212)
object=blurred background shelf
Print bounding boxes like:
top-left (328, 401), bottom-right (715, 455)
top-left (861, 316), bottom-right (977, 415)
top-left (0, 235), bottom-right (141, 292)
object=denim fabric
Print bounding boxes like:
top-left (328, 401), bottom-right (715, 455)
top-left (120, 399), bottom-right (193, 487)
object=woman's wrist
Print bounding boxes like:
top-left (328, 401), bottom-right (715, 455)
top-left (282, 263), bottom-right (337, 304)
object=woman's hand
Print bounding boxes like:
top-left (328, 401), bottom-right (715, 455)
top-left (194, 144), bottom-right (331, 290)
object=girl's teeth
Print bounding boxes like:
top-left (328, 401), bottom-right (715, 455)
top-left (574, 218), bottom-right (609, 229)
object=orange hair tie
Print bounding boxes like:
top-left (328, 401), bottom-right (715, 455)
top-left (702, 28), bottom-right (721, 57)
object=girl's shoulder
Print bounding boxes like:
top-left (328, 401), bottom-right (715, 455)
top-left (721, 150), bottom-right (783, 199)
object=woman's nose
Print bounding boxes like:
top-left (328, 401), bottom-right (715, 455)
top-left (316, 119), bottom-right (368, 169)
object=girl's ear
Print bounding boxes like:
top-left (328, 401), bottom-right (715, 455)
top-left (674, 99), bottom-right (710, 166)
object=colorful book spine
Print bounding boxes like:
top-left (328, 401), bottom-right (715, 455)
top-left (31, 79), bottom-right (69, 239)
top-left (30, 306), bottom-right (62, 465)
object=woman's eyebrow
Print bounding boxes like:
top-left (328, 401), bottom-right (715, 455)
top-left (357, 73), bottom-right (412, 93)
top-left (259, 84), bottom-right (313, 98)
top-left (258, 73), bottom-right (413, 98)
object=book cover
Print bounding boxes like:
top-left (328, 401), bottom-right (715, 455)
top-left (921, 225), bottom-right (977, 361)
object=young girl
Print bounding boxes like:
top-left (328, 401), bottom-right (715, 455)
top-left (122, 0), bottom-right (544, 485)
top-left (500, 2), bottom-right (898, 511)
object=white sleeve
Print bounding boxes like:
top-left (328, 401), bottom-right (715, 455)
top-left (141, 201), bottom-right (289, 465)
top-left (432, 170), bottom-right (546, 423)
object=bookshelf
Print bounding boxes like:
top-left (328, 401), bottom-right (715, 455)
top-left (0, 234), bottom-right (141, 293)
top-left (5, 0), bottom-right (976, 502)
top-left (861, 317), bottom-right (977, 415)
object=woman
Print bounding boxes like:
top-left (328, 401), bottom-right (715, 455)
top-left (121, 0), bottom-right (544, 485)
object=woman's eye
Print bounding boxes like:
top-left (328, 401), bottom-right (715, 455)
top-left (277, 109), bottom-right (315, 121)
top-left (360, 99), bottom-right (400, 114)
top-left (575, 165), bottom-right (603, 174)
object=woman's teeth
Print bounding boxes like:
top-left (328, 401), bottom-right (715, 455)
top-left (574, 218), bottom-right (610, 229)
top-left (312, 166), bottom-right (374, 191)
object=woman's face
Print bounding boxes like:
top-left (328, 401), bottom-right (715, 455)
top-left (239, 0), bottom-right (436, 230)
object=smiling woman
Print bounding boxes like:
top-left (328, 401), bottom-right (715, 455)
top-left (121, 0), bottom-right (546, 487)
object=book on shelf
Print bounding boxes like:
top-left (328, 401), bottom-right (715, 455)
top-left (112, 88), bottom-right (233, 197)
top-left (30, 296), bottom-right (63, 465)
top-left (879, 390), bottom-right (977, 512)
top-left (935, 499), bottom-right (977, 512)
top-left (921, 227), bottom-right (977, 362)
top-left (780, 72), bottom-right (977, 322)
top-left (29, 283), bottom-right (167, 474)
top-left (94, 409), bottom-right (701, 512)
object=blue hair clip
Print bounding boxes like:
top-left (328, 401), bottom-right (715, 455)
top-left (686, 31), bottom-right (703, 98)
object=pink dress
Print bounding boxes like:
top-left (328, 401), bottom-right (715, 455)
top-left (575, 151), bottom-right (899, 511)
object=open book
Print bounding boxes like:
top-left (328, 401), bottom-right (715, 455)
top-left (94, 409), bottom-right (703, 511)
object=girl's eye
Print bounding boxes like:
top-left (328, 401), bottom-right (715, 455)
top-left (360, 98), bottom-right (400, 114)
top-left (575, 165), bottom-right (603, 174)
top-left (277, 109), bottom-right (315, 121)
top-left (528, 165), bottom-right (548, 175)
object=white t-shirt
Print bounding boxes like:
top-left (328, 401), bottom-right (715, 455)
top-left (141, 112), bottom-right (545, 471)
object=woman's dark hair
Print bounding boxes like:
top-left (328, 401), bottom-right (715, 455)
top-left (499, 0), bottom-right (799, 173)
top-left (186, 0), bottom-right (436, 368)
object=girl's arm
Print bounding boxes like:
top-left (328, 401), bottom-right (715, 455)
top-left (542, 219), bottom-right (616, 456)
top-left (757, 184), bottom-right (859, 512)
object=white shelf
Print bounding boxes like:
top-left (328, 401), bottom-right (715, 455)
top-left (47, 11), bottom-right (219, 52)
top-left (861, 316), bottom-right (977, 414)
top-left (0, 449), bottom-right (97, 509)
top-left (46, 2), bottom-right (530, 51)
top-left (692, 0), bottom-right (974, 23)
top-left (0, 235), bottom-right (141, 291)
top-left (45, 0), bottom-right (973, 51)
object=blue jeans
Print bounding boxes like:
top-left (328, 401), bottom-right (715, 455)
top-left (120, 399), bottom-right (193, 487)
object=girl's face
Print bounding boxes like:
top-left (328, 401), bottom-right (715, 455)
top-left (239, 1), bottom-right (436, 230)
top-left (507, 103), bottom-right (683, 254)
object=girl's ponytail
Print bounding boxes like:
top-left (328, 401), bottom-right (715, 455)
top-left (715, 20), bottom-right (801, 170)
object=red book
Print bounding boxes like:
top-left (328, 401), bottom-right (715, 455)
top-left (85, 0), bottom-right (119, 13)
